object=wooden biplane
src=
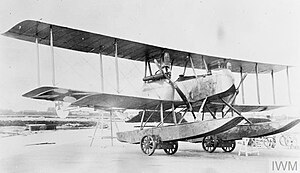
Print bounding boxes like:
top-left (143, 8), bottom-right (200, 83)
top-left (3, 20), bottom-right (299, 156)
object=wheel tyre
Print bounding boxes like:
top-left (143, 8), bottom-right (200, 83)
top-left (263, 137), bottom-right (272, 148)
top-left (202, 136), bottom-right (217, 153)
top-left (221, 141), bottom-right (236, 152)
top-left (164, 141), bottom-right (178, 155)
top-left (140, 135), bottom-right (156, 156)
top-left (271, 137), bottom-right (277, 148)
top-left (279, 136), bottom-right (287, 146)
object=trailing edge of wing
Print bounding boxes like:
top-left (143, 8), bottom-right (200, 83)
top-left (3, 20), bottom-right (292, 74)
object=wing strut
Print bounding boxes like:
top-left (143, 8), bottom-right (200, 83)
top-left (35, 38), bottom-right (41, 86)
top-left (219, 97), bottom-right (252, 124)
top-left (50, 26), bottom-right (56, 86)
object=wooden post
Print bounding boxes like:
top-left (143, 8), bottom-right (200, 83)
top-left (271, 70), bottom-right (276, 104)
top-left (286, 67), bottom-right (292, 104)
top-left (114, 39), bottom-right (120, 93)
top-left (255, 63), bottom-right (260, 104)
top-left (240, 67), bottom-right (245, 104)
top-left (99, 52), bottom-right (104, 92)
top-left (101, 111), bottom-right (104, 140)
top-left (50, 26), bottom-right (55, 86)
top-left (35, 38), bottom-right (40, 86)
top-left (110, 110), bottom-right (113, 146)
top-left (90, 110), bottom-right (101, 147)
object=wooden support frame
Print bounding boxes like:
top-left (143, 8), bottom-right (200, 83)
top-left (90, 109), bottom-right (101, 147)
top-left (109, 110), bottom-right (114, 146)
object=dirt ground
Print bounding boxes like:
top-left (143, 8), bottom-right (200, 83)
top-left (0, 124), bottom-right (299, 173)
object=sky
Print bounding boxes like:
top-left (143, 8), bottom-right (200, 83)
top-left (0, 0), bottom-right (299, 114)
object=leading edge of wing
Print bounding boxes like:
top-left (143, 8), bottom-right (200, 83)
top-left (70, 93), bottom-right (182, 110)
top-left (22, 86), bottom-right (182, 110)
top-left (3, 20), bottom-right (292, 74)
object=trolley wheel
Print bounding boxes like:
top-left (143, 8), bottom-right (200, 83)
top-left (279, 135), bottom-right (287, 146)
top-left (140, 135), bottom-right (156, 156)
top-left (221, 141), bottom-right (236, 152)
top-left (202, 136), bottom-right (217, 153)
top-left (264, 137), bottom-right (276, 148)
top-left (164, 141), bottom-right (178, 155)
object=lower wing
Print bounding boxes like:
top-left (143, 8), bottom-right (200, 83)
top-left (23, 86), bottom-right (183, 111)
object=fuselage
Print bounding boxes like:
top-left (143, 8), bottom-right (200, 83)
top-left (141, 68), bottom-right (235, 104)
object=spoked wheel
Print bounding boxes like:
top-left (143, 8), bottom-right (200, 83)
top-left (140, 135), bottom-right (156, 156)
top-left (221, 141), bottom-right (236, 152)
top-left (279, 135), bottom-right (287, 146)
top-left (263, 137), bottom-right (276, 148)
top-left (202, 136), bottom-right (217, 153)
top-left (164, 141), bottom-right (178, 155)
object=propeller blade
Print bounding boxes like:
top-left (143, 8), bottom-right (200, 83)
top-left (154, 59), bottom-right (195, 119)
top-left (222, 73), bottom-right (247, 115)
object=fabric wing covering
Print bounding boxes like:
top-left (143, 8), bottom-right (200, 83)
top-left (3, 20), bottom-right (291, 74)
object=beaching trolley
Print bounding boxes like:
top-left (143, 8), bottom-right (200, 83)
top-left (117, 111), bottom-right (243, 156)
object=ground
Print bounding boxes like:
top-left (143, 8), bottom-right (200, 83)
top-left (0, 124), bottom-right (299, 173)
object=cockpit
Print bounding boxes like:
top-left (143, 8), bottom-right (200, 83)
top-left (143, 52), bottom-right (172, 82)
top-left (142, 52), bottom-right (232, 83)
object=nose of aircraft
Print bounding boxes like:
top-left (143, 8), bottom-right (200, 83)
top-left (215, 69), bottom-right (235, 94)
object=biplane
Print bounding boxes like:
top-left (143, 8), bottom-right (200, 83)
top-left (3, 20), bottom-right (299, 156)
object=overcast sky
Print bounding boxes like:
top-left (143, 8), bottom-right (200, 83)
top-left (0, 0), bottom-right (299, 113)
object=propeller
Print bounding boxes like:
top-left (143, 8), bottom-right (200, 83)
top-left (222, 73), bottom-right (247, 116)
top-left (154, 59), bottom-right (196, 119)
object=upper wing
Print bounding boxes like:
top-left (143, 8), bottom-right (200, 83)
top-left (23, 86), bottom-right (183, 110)
top-left (3, 20), bottom-right (290, 74)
